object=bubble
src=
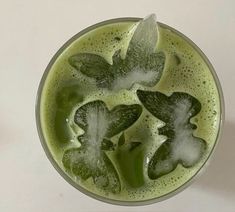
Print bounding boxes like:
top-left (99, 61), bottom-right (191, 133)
top-left (114, 36), bottom-right (121, 41)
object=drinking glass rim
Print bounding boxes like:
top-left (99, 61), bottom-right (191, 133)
top-left (35, 17), bottom-right (225, 206)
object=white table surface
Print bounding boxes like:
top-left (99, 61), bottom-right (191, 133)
top-left (1, 0), bottom-right (235, 211)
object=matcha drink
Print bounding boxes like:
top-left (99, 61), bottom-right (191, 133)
top-left (36, 14), bottom-right (223, 204)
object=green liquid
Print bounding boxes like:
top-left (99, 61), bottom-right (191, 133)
top-left (40, 21), bottom-right (221, 201)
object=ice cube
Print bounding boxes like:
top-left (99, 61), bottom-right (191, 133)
top-left (171, 99), bottom-right (205, 166)
top-left (109, 13), bottom-right (164, 91)
top-left (112, 69), bottom-right (157, 91)
top-left (83, 105), bottom-right (109, 167)
top-left (127, 14), bottom-right (158, 57)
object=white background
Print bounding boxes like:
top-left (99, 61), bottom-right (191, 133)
top-left (0, 0), bottom-right (235, 211)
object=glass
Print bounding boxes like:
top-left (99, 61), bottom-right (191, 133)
top-left (35, 17), bottom-right (225, 206)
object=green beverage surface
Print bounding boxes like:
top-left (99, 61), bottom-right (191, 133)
top-left (40, 20), bottom-right (221, 201)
